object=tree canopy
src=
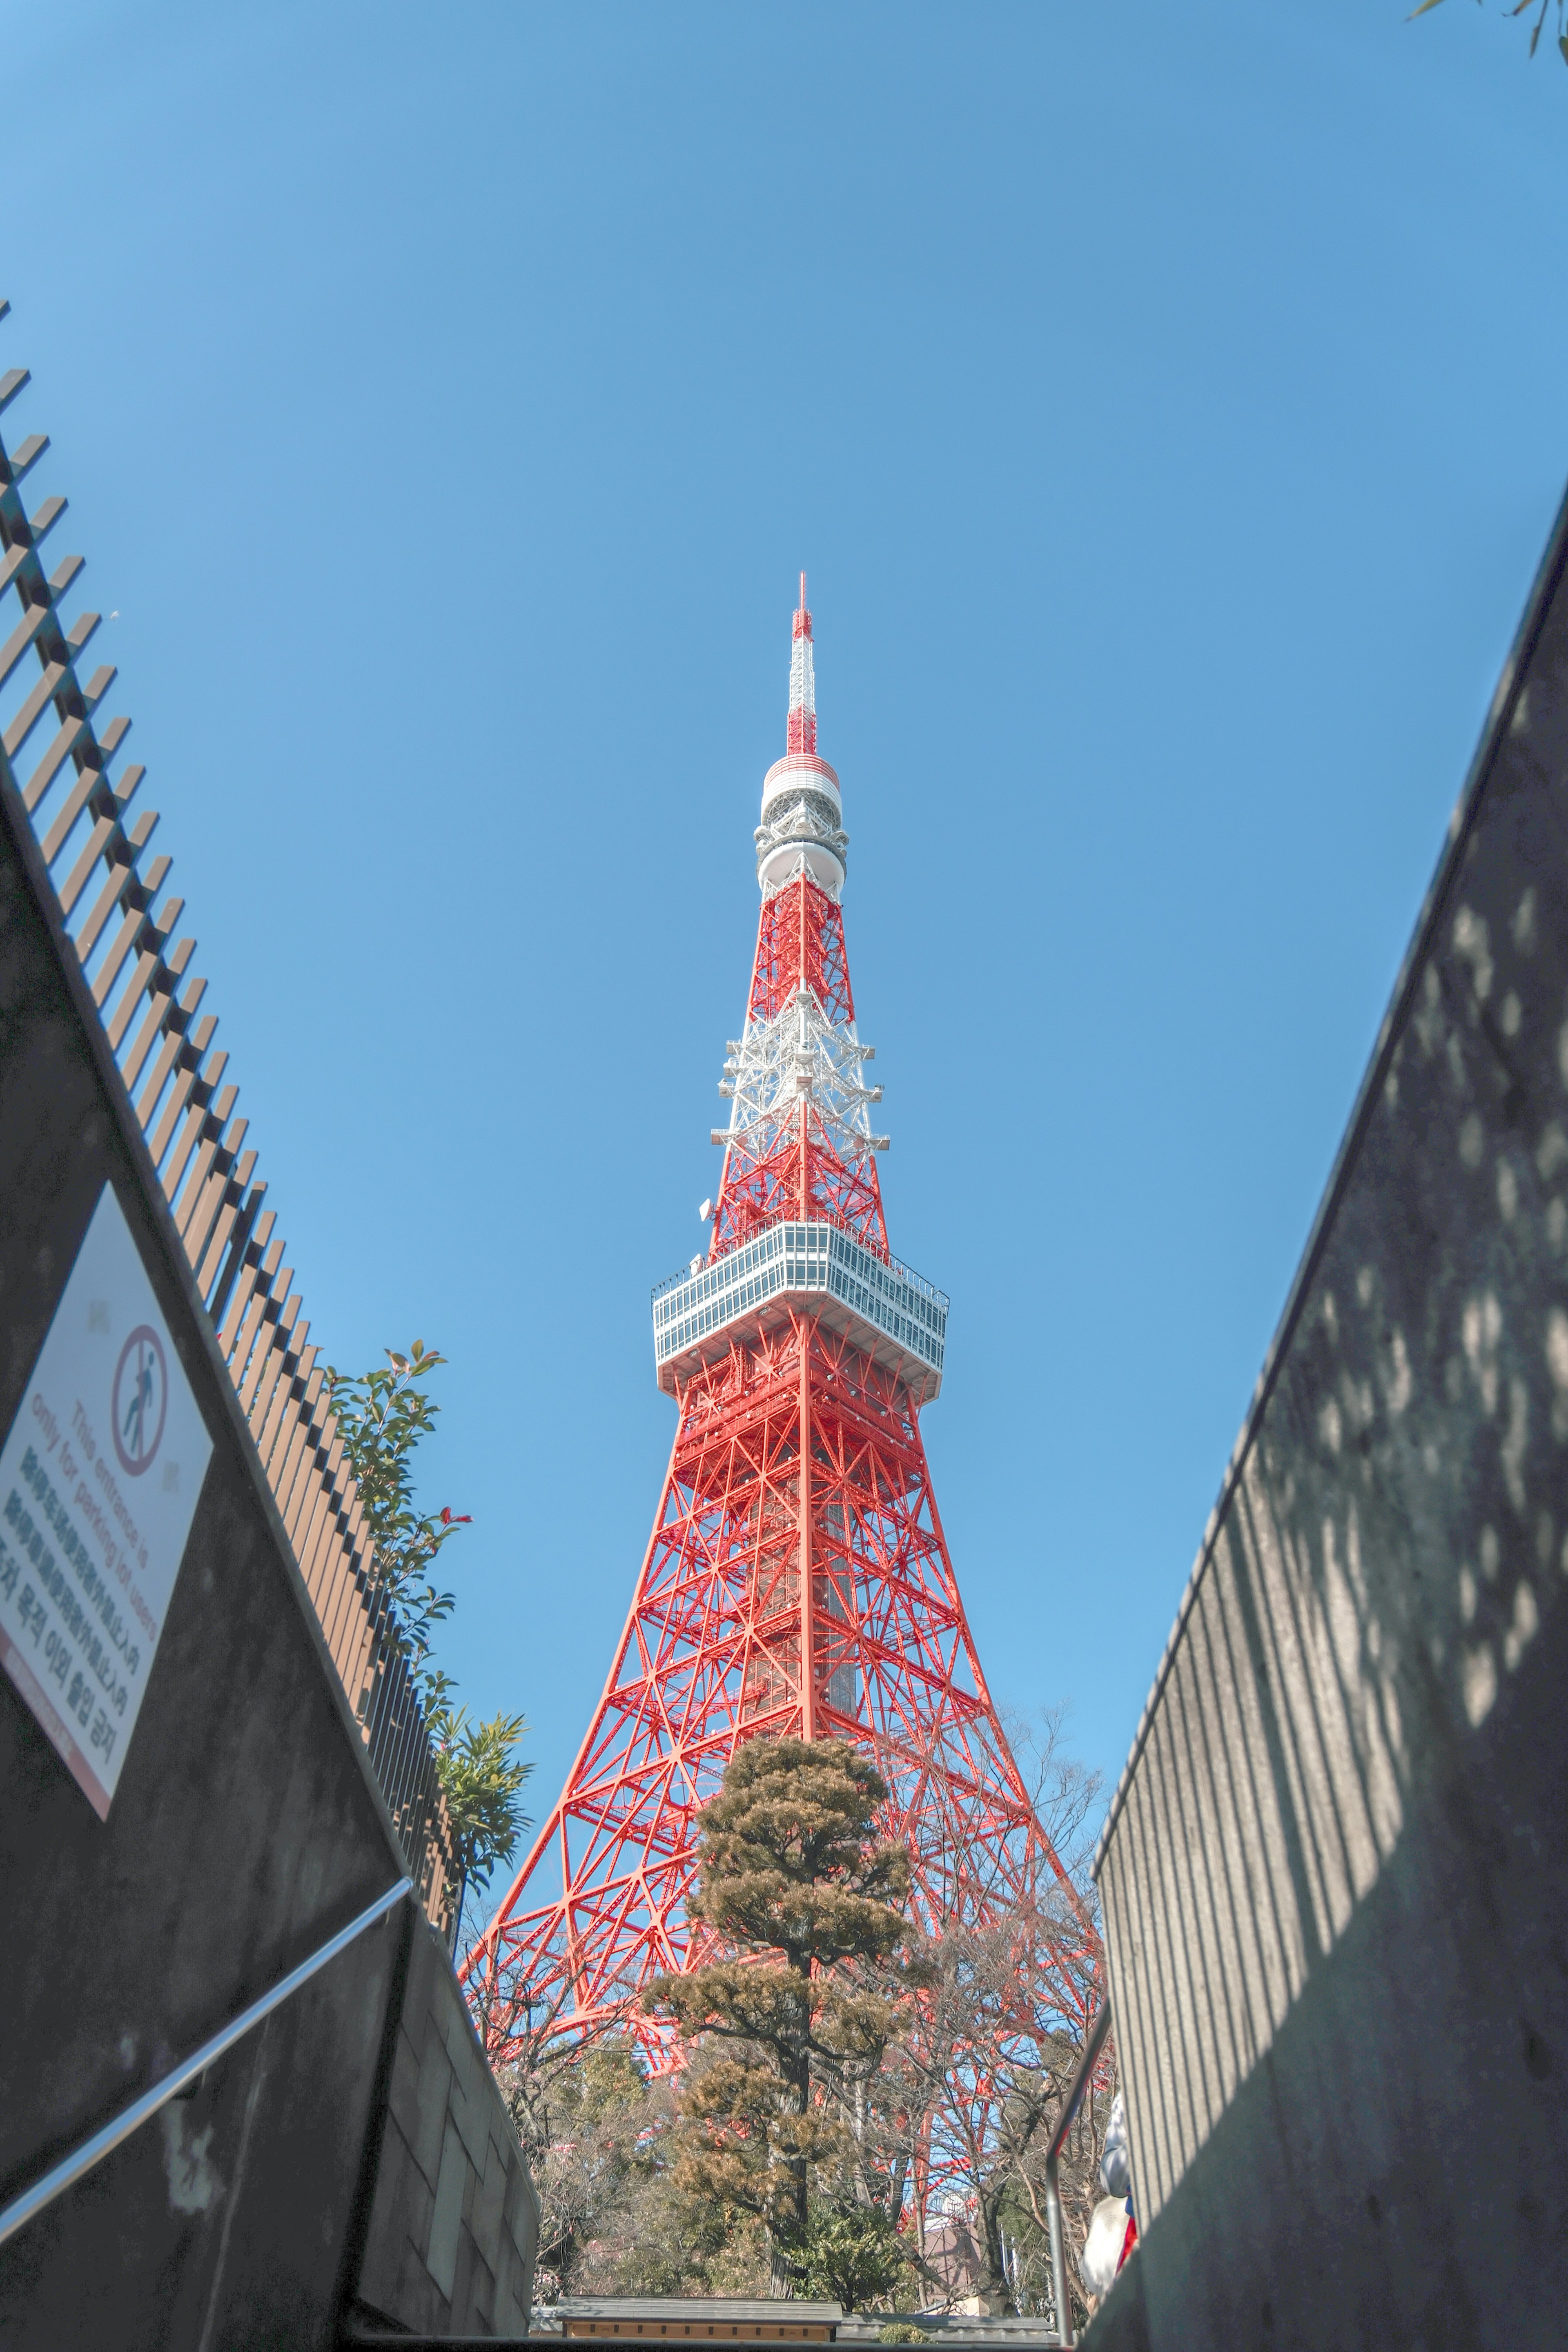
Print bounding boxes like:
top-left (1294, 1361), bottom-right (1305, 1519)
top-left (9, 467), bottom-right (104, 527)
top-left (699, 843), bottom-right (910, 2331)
top-left (327, 1339), bottom-right (532, 1915)
top-left (506, 1712), bottom-right (1118, 2322)
top-left (645, 1736), bottom-right (914, 2300)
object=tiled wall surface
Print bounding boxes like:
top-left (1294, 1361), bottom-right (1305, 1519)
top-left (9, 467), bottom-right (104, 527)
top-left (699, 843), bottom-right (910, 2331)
top-left (356, 1917), bottom-right (539, 2338)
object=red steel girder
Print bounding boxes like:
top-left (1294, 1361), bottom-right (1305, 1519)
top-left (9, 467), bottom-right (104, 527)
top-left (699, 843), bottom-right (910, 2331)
top-left (466, 1312), bottom-right (1091, 2056)
top-left (466, 785), bottom-right (1096, 2213)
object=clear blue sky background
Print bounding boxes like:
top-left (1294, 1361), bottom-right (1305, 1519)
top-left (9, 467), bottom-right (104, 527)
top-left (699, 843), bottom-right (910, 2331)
top-left (7, 2), bottom-right (1565, 1902)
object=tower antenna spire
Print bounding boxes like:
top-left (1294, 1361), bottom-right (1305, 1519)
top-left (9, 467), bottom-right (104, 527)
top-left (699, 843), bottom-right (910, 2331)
top-left (787, 572), bottom-right (816, 757)
top-left (468, 600), bottom-right (1096, 2222)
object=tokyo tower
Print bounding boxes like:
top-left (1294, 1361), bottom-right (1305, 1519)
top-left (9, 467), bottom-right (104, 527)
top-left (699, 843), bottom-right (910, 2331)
top-left (468, 580), bottom-right (1081, 2058)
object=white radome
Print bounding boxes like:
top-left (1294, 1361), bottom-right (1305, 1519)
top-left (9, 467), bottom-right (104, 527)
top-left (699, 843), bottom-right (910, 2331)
top-left (756, 752), bottom-right (848, 894)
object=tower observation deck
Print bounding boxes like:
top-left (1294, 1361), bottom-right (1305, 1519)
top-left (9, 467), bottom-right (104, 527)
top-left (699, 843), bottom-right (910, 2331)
top-left (466, 574), bottom-right (1094, 2080)
top-left (653, 1221), bottom-right (947, 1403)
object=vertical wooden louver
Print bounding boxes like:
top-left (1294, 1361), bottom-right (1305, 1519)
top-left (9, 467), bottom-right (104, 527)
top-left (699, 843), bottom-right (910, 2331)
top-left (0, 321), bottom-right (458, 1935)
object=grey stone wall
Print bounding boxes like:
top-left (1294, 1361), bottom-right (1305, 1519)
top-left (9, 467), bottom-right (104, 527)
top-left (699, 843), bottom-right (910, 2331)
top-left (0, 756), bottom-right (411, 2346)
top-left (0, 704), bottom-right (535, 2341)
top-left (1087, 495), bottom-right (1568, 2352)
top-left (352, 1915), bottom-right (539, 2339)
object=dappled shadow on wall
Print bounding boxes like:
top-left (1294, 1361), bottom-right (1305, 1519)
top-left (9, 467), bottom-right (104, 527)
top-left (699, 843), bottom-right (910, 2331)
top-left (1095, 765), bottom-right (1568, 2224)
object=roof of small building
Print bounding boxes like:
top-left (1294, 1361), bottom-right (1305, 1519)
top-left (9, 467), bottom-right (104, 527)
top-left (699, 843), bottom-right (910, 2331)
top-left (552, 2301), bottom-right (845, 2325)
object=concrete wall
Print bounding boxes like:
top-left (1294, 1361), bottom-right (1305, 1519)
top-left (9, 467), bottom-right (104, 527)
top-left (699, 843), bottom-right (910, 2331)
top-left (0, 741), bottom-right (534, 2339)
top-left (1087, 496), bottom-right (1568, 2352)
top-left (353, 1915), bottom-right (539, 2339)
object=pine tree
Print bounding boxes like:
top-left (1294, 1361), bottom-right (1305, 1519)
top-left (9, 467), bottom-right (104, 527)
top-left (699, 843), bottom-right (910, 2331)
top-left (645, 1736), bottom-right (912, 2297)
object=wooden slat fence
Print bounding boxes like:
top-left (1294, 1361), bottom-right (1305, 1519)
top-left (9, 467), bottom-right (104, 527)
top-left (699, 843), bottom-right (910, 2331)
top-left (0, 313), bottom-right (457, 1934)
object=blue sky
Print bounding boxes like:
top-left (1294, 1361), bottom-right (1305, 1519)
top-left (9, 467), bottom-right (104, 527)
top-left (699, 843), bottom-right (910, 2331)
top-left (6, 1), bottom-right (1565, 1892)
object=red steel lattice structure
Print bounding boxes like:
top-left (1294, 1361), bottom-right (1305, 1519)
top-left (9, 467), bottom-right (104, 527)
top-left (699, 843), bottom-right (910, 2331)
top-left (467, 579), bottom-right (1088, 2063)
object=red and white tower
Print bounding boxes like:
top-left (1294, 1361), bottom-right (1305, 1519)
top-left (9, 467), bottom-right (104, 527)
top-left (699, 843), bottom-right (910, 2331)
top-left (468, 580), bottom-right (1086, 2059)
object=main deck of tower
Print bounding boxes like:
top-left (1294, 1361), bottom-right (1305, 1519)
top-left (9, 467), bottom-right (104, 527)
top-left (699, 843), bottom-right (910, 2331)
top-left (651, 1219), bottom-right (947, 1404)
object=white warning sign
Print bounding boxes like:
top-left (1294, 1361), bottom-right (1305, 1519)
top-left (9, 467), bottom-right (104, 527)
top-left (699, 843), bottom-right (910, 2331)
top-left (0, 1183), bottom-right (213, 1817)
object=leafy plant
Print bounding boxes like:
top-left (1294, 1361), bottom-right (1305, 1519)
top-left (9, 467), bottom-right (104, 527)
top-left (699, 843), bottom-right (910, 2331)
top-left (798, 2202), bottom-right (910, 2311)
top-left (497, 2031), bottom-right (765, 2302)
top-left (1410, 0), bottom-right (1568, 67)
top-left (325, 1339), bottom-right (470, 1679)
top-left (427, 1684), bottom-right (534, 1890)
top-left (327, 1338), bottom-right (531, 1924)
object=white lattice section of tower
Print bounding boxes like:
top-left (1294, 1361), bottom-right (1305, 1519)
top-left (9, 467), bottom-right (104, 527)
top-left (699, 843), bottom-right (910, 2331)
top-left (716, 985), bottom-right (885, 1170)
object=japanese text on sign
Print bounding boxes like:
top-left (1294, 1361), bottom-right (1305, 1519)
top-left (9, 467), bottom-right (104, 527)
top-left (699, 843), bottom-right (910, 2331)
top-left (0, 1185), bottom-right (213, 1816)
